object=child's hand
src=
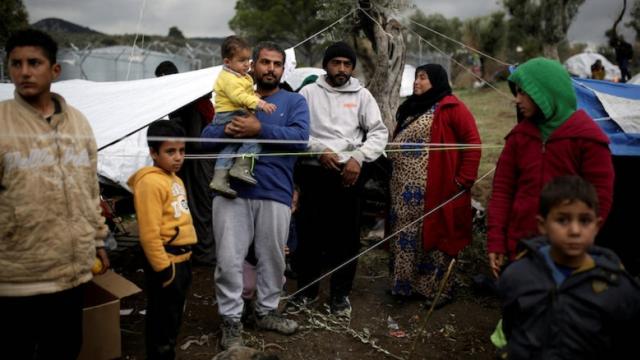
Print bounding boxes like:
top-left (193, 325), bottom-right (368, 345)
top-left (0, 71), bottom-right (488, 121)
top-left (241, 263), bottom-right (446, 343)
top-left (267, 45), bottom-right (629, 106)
top-left (488, 252), bottom-right (504, 279)
top-left (284, 245), bottom-right (290, 256)
top-left (291, 188), bottom-right (299, 213)
top-left (261, 102), bottom-right (277, 114)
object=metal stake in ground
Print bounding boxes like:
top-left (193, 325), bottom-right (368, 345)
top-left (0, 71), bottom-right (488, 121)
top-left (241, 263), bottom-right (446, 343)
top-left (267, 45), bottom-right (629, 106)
top-left (408, 258), bottom-right (457, 360)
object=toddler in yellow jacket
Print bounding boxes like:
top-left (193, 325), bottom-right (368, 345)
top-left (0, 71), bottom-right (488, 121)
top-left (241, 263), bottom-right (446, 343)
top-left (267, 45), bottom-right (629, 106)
top-left (209, 35), bottom-right (276, 197)
top-left (128, 120), bottom-right (197, 359)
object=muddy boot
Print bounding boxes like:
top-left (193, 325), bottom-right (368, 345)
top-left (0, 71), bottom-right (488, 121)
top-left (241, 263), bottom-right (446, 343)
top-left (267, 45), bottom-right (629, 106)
top-left (229, 157), bottom-right (258, 185)
top-left (209, 169), bottom-right (237, 198)
top-left (219, 318), bottom-right (244, 350)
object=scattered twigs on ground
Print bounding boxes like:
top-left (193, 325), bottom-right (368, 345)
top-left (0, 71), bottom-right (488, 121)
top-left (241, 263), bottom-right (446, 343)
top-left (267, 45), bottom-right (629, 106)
top-left (295, 305), bottom-right (405, 360)
top-left (408, 258), bottom-right (457, 360)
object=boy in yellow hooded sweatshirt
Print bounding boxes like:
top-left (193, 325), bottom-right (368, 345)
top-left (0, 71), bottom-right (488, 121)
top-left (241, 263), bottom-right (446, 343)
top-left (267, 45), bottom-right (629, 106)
top-left (128, 120), bottom-right (197, 359)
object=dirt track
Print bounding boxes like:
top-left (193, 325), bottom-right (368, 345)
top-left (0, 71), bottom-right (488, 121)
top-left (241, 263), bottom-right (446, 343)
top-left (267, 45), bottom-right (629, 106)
top-left (116, 237), bottom-right (500, 360)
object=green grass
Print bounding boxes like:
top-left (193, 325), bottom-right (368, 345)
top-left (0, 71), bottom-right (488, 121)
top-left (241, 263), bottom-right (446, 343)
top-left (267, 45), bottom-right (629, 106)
top-left (455, 82), bottom-right (516, 207)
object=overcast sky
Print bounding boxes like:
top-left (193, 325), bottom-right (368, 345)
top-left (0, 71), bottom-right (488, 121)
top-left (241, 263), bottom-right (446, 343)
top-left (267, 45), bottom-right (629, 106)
top-left (25, 0), bottom-right (635, 45)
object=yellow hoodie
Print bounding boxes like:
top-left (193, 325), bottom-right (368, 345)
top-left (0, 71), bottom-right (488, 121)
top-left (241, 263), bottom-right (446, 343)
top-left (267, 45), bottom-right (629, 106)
top-left (214, 66), bottom-right (261, 112)
top-left (127, 166), bottom-right (197, 277)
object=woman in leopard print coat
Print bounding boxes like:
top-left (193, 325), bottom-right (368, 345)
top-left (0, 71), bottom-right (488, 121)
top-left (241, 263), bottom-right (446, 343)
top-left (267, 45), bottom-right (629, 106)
top-left (388, 64), bottom-right (481, 305)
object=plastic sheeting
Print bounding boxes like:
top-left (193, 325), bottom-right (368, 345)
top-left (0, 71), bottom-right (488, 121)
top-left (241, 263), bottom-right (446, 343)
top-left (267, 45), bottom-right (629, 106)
top-left (573, 78), bottom-right (640, 156)
top-left (564, 52), bottom-right (621, 81)
top-left (0, 47), bottom-right (298, 189)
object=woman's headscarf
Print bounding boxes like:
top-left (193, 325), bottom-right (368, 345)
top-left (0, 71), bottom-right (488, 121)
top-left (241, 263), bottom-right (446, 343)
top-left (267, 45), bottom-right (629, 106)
top-left (395, 64), bottom-right (452, 135)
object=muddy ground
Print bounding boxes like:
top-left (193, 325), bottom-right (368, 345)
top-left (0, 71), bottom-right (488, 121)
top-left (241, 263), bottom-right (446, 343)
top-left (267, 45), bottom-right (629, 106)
top-left (113, 232), bottom-right (501, 360)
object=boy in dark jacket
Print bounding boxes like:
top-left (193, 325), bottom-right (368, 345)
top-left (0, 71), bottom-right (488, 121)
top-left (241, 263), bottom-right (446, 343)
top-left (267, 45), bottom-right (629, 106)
top-left (497, 175), bottom-right (640, 359)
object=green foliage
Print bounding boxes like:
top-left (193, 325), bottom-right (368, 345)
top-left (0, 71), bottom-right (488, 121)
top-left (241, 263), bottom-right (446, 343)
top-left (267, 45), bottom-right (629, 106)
top-left (168, 26), bottom-right (185, 39)
top-left (557, 40), bottom-right (588, 61)
top-left (228, 0), bottom-right (333, 66)
top-left (502, 0), bottom-right (585, 59)
top-left (0, 0), bottom-right (29, 45)
top-left (462, 12), bottom-right (507, 58)
top-left (627, 0), bottom-right (640, 41)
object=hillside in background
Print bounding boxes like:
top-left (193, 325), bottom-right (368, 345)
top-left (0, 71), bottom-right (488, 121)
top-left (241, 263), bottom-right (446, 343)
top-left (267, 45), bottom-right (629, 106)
top-left (28, 18), bottom-right (224, 68)
top-left (32, 17), bottom-right (103, 35)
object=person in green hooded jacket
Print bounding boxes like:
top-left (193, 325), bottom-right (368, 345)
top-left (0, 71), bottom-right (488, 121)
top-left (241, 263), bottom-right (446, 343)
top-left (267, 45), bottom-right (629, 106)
top-left (486, 57), bottom-right (614, 278)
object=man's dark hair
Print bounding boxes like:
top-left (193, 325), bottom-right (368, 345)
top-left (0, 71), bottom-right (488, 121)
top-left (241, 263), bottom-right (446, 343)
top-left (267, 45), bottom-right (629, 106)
top-left (5, 29), bottom-right (58, 65)
top-left (252, 42), bottom-right (286, 63)
top-left (155, 61), bottom-right (178, 77)
top-left (221, 35), bottom-right (250, 60)
top-left (147, 120), bottom-right (185, 152)
top-left (539, 176), bottom-right (599, 217)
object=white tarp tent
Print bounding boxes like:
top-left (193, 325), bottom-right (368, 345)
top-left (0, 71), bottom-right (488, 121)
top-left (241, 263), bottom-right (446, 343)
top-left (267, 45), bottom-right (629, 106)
top-left (564, 52), bottom-right (621, 81)
top-left (285, 64), bottom-right (416, 97)
top-left (400, 64), bottom-right (416, 97)
top-left (285, 67), bottom-right (325, 91)
top-left (0, 48), bottom-right (297, 190)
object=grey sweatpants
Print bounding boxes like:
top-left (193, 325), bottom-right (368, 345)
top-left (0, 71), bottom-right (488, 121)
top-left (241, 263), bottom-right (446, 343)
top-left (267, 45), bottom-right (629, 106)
top-left (212, 196), bottom-right (290, 320)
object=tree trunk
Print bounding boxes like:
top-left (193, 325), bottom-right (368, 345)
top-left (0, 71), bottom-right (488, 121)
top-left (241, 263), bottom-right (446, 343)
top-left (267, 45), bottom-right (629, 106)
top-left (542, 43), bottom-right (559, 60)
top-left (353, 4), bottom-right (406, 138)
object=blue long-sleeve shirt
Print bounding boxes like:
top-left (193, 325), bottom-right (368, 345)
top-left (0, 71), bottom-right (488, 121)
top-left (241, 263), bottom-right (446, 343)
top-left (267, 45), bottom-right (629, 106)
top-left (202, 89), bottom-right (310, 206)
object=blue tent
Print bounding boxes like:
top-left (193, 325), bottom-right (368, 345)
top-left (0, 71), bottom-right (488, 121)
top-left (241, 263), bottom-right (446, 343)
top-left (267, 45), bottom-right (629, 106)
top-left (572, 79), bottom-right (640, 274)
top-left (572, 78), bottom-right (640, 156)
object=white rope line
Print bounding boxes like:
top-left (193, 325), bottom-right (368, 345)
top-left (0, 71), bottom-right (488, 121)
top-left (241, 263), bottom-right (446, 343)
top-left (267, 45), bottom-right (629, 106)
top-left (143, 135), bottom-right (491, 147)
top-left (409, 19), bottom-right (513, 67)
top-left (98, 145), bottom-right (505, 160)
top-left (125, 0), bottom-right (147, 81)
top-left (282, 166), bottom-right (496, 301)
top-left (291, 8), bottom-right (357, 50)
top-left (411, 29), bottom-right (513, 100)
top-left (355, 5), bottom-right (513, 102)
top-left (571, 79), bottom-right (616, 122)
top-left (0, 133), bottom-right (501, 149)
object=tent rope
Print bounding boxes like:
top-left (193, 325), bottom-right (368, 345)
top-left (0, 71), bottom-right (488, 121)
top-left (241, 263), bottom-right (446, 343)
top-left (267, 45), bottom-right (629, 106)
top-left (125, 0), bottom-right (147, 81)
top-left (282, 166), bottom-right (496, 301)
top-left (290, 8), bottom-right (357, 50)
top-left (409, 19), bottom-right (513, 67)
top-left (410, 28), bottom-right (513, 100)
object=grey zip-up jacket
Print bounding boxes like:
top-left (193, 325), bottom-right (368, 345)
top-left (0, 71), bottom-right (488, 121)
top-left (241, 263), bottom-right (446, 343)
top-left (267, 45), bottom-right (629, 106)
top-left (0, 92), bottom-right (107, 296)
top-left (299, 75), bottom-right (388, 164)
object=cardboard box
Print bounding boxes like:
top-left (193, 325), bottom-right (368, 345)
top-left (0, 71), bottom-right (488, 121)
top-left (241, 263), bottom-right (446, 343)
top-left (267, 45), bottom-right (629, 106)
top-left (78, 271), bottom-right (141, 360)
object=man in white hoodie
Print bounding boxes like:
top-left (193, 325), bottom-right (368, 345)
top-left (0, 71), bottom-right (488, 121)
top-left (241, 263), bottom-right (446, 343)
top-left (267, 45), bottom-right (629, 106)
top-left (294, 41), bottom-right (388, 319)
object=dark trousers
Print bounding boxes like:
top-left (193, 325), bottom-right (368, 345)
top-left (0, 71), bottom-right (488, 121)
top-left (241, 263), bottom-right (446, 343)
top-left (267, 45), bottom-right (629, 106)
top-left (294, 163), bottom-right (366, 299)
top-left (619, 58), bottom-right (631, 82)
top-left (0, 284), bottom-right (85, 360)
top-left (144, 260), bottom-right (192, 360)
top-left (178, 159), bottom-right (215, 266)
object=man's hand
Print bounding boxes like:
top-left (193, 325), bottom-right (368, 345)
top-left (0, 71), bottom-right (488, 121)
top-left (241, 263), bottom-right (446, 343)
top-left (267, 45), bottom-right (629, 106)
top-left (319, 148), bottom-right (341, 171)
top-left (488, 252), bottom-right (504, 279)
top-left (224, 113), bottom-right (261, 138)
top-left (96, 247), bottom-right (110, 275)
top-left (341, 157), bottom-right (361, 187)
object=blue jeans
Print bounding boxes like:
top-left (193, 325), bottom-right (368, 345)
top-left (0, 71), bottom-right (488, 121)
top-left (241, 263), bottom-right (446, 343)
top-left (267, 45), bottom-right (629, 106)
top-left (213, 110), bottom-right (261, 170)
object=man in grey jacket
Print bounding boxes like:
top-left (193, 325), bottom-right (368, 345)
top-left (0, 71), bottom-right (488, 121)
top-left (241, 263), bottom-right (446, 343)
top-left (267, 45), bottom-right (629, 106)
top-left (294, 41), bottom-right (388, 319)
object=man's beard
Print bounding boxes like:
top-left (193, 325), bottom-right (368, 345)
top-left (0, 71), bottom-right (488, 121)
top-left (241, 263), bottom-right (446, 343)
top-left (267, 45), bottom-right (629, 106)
top-left (256, 72), bottom-right (280, 90)
top-left (327, 72), bottom-right (350, 87)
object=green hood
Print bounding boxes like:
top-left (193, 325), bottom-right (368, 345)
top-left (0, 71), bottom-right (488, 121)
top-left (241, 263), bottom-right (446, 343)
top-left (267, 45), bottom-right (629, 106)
top-left (508, 57), bottom-right (577, 140)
